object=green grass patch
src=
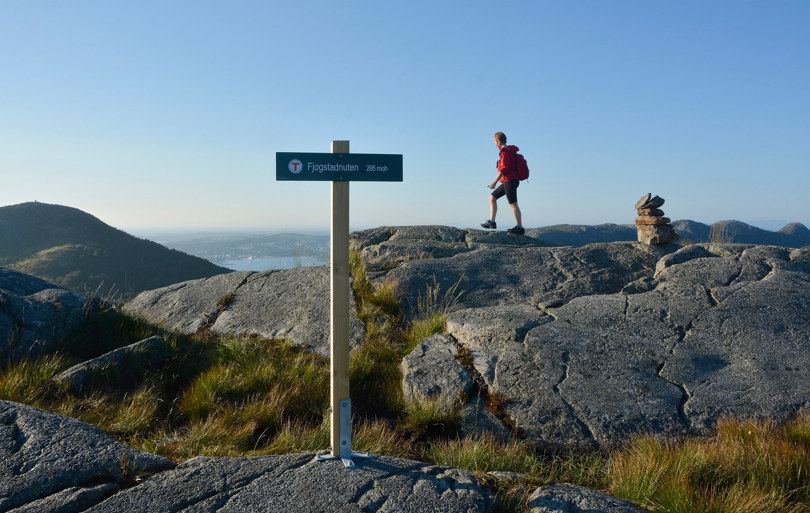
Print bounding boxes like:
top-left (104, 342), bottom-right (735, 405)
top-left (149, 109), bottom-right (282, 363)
top-left (608, 415), bottom-right (810, 513)
top-left (0, 353), bottom-right (71, 404)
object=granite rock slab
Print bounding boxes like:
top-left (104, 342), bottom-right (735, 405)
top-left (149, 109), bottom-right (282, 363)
top-left (442, 244), bottom-right (810, 449)
top-left (376, 240), bottom-right (674, 318)
top-left (124, 267), bottom-right (365, 356)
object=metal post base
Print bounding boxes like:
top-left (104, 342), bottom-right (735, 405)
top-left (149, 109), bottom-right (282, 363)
top-left (313, 450), bottom-right (374, 469)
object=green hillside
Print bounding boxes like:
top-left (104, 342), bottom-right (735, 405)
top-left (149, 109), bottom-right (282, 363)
top-left (0, 202), bottom-right (231, 299)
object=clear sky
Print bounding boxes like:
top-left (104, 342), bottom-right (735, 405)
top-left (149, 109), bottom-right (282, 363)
top-left (2, 1), bottom-right (808, 233)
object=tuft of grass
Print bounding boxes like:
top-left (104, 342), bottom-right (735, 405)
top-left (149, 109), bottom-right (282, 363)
top-left (400, 395), bottom-right (461, 438)
top-left (350, 337), bottom-right (404, 416)
top-left (404, 276), bottom-right (463, 354)
top-left (179, 337), bottom-right (328, 427)
top-left (608, 415), bottom-right (810, 513)
top-left (710, 224), bottom-right (734, 244)
top-left (0, 353), bottom-right (71, 404)
top-left (425, 435), bottom-right (609, 489)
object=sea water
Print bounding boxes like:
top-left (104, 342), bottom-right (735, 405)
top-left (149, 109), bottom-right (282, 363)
top-left (219, 255), bottom-right (329, 272)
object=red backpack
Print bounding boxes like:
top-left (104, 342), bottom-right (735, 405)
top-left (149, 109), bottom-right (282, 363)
top-left (514, 152), bottom-right (530, 181)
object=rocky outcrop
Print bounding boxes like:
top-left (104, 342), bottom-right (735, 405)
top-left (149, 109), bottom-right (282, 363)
top-left (351, 225), bottom-right (549, 271)
top-left (351, 229), bottom-right (675, 316)
top-left (123, 267), bottom-right (365, 356)
top-left (0, 400), bottom-right (174, 512)
top-left (0, 268), bottom-right (90, 363)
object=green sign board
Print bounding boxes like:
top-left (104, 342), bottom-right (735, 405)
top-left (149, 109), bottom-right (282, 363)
top-left (276, 152), bottom-right (403, 182)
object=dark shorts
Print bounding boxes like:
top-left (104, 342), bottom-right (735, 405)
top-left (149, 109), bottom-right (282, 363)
top-left (492, 180), bottom-right (519, 204)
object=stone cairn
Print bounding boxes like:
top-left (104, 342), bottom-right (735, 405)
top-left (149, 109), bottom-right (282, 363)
top-left (635, 193), bottom-right (679, 245)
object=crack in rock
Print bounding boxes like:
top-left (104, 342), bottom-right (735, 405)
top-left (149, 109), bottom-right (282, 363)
top-left (194, 272), bottom-right (254, 336)
top-left (656, 360), bottom-right (693, 432)
top-left (552, 352), bottom-right (598, 443)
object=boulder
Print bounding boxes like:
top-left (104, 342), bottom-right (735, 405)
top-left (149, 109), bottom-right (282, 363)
top-left (400, 334), bottom-right (473, 403)
top-left (636, 224), bottom-right (678, 245)
top-left (84, 453), bottom-right (494, 512)
top-left (0, 268), bottom-right (89, 363)
top-left (0, 400), bottom-right (174, 512)
top-left (124, 267), bottom-right (365, 356)
top-left (528, 483), bottom-right (644, 513)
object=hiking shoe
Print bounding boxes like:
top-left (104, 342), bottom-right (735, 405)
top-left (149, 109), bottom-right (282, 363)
top-left (481, 220), bottom-right (497, 229)
top-left (507, 226), bottom-right (525, 235)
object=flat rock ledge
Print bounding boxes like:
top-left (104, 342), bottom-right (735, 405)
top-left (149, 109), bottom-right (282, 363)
top-left (123, 266), bottom-right (365, 356)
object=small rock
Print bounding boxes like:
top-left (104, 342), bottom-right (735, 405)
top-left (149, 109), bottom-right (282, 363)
top-left (634, 193), bottom-right (652, 210)
top-left (400, 334), bottom-right (473, 403)
top-left (636, 224), bottom-right (679, 245)
top-left (635, 216), bottom-right (671, 226)
top-left (636, 208), bottom-right (665, 217)
top-left (528, 483), bottom-right (644, 512)
top-left (53, 336), bottom-right (171, 393)
top-left (646, 195), bottom-right (665, 209)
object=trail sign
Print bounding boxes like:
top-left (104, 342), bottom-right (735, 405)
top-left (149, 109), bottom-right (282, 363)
top-left (276, 141), bottom-right (401, 469)
top-left (276, 152), bottom-right (403, 182)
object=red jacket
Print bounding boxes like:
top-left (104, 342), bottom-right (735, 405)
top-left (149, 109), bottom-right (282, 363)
top-left (497, 145), bottom-right (520, 182)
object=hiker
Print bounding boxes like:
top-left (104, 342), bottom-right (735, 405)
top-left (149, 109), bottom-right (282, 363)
top-left (481, 131), bottom-right (525, 235)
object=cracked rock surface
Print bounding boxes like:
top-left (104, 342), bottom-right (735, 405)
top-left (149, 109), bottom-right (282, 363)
top-left (85, 453), bottom-right (493, 512)
top-left (352, 227), bottom-right (674, 316)
top-left (444, 243), bottom-right (810, 449)
top-left (123, 267), bottom-right (365, 356)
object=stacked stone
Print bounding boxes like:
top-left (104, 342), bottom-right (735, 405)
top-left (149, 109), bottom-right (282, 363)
top-left (635, 193), bottom-right (679, 245)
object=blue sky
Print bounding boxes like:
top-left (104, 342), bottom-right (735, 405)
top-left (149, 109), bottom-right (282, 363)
top-left (2, 1), bottom-right (808, 233)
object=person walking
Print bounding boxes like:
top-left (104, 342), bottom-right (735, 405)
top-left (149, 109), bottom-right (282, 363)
top-left (481, 131), bottom-right (525, 235)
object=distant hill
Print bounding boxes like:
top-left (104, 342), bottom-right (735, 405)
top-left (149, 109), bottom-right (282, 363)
top-left (526, 220), bottom-right (810, 248)
top-left (525, 223), bottom-right (637, 246)
top-left (0, 202), bottom-right (231, 299)
top-left (672, 219), bottom-right (810, 247)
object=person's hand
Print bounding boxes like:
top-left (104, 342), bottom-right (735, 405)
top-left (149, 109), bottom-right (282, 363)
top-left (488, 181), bottom-right (497, 189)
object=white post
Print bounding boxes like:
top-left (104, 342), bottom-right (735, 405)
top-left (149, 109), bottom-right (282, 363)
top-left (330, 140), bottom-right (350, 459)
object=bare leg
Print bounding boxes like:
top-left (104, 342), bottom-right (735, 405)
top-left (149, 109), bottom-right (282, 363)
top-left (489, 194), bottom-right (498, 221)
top-left (510, 202), bottom-right (522, 227)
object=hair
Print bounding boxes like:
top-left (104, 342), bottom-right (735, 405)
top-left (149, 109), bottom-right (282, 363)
top-left (494, 132), bottom-right (507, 144)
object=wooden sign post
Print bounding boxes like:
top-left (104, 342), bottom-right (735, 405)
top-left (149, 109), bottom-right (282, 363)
top-left (276, 142), bottom-right (402, 468)
top-left (329, 140), bottom-right (351, 462)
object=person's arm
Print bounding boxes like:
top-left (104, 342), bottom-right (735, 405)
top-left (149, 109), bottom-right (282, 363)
top-left (489, 172), bottom-right (503, 189)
